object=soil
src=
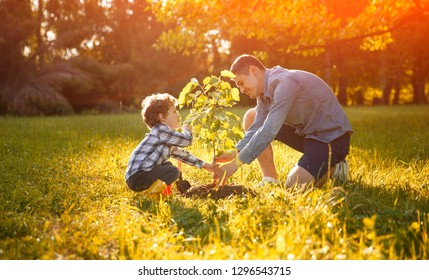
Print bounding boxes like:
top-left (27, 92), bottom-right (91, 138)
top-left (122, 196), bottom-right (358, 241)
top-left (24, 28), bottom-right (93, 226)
top-left (181, 183), bottom-right (256, 199)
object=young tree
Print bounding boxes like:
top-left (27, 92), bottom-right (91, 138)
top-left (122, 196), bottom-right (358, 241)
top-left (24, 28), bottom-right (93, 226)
top-left (178, 70), bottom-right (244, 160)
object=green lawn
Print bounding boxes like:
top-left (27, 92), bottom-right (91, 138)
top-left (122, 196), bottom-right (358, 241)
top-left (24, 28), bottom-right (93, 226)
top-left (0, 105), bottom-right (428, 260)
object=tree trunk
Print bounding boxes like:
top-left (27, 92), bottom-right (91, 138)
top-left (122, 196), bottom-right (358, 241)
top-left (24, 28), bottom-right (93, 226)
top-left (36, 0), bottom-right (45, 69)
top-left (392, 81), bottom-right (401, 105)
top-left (337, 75), bottom-right (348, 106)
top-left (382, 81), bottom-right (392, 105)
top-left (412, 81), bottom-right (427, 104)
top-left (411, 50), bottom-right (428, 104)
top-left (323, 49), bottom-right (333, 87)
top-left (332, 43), bottom-right (348, 106)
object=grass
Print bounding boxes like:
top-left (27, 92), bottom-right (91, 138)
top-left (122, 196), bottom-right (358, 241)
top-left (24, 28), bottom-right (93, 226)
top-left (0, 105), bottom-right (428, 260)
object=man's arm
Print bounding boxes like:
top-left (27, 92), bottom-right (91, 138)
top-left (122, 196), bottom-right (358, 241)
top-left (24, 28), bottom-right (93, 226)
top-left (238, 78), bottom-right (300, 164)
top-left (236, 102), bottom-right (269, 152)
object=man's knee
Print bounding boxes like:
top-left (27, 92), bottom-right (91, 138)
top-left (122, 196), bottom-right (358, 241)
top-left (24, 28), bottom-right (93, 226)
top-left (243, 107), bottom-right (256, 130)
top-left (285, 165), bottom-right (315, 190)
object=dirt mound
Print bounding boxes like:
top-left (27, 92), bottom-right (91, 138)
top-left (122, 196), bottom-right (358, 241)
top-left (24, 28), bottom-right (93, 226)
top-left (181, 183), bottom-right (256, 199)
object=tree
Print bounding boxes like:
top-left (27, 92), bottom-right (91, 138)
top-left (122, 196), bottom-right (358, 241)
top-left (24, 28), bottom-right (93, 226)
top-left (150, 0), bottom-right (429, 104)
top-left (0, 0), bottom-right (36, 113)
top-left (178, 71), bottom-right (244, 159)
top-left (1, 0), bottom-right (211, 115)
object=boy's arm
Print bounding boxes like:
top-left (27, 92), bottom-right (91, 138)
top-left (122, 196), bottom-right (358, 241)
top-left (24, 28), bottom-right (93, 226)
top-left (171, 147), bottom-right (205, 168)
top-left (158, 124), bottom-right (193, 147)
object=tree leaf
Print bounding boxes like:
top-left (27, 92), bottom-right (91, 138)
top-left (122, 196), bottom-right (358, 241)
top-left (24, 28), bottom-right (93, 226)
top-left (231, 88), bottom-right (240, 101)
top-left (203, 76), bottom-right (211, 85)
top-left (220, 70), bottom-right (235, 79)
top-left (178, 90), bottom-right (187, 108)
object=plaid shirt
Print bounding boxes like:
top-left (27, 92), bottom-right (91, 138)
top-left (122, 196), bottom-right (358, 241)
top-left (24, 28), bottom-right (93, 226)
top-left (125, 124), bottom-right (205, 181)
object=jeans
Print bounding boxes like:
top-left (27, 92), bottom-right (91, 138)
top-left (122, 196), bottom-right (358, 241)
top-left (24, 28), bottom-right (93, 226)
top-left (126, 161), bottom-right (179, 192)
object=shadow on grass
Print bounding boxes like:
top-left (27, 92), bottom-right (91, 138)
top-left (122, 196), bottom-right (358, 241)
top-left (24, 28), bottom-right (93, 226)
top-left (133, 196), bottom-right (232, 241)
top-left (333, 180), bottom-right (429, 258)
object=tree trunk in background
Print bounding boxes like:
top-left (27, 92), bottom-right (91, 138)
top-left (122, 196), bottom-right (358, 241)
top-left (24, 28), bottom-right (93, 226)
top-left (412, 56), bottom-right (427, 104)
top-left (382, 80), bottom-right (392, 105)
top-left (323, 49), bottom-right (333, 88)
top-left (332, 43), bottom-right (348, 106)
top-left (392, 80), bottom-right (401, 105)
top-left (36, 0), bottom-right (45, 69)
top-left (337, 74), bottom-right (348, 106)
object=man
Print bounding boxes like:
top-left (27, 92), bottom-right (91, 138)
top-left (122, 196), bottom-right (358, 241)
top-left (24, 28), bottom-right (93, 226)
top-left (214, 54), bottom-right (352, 189)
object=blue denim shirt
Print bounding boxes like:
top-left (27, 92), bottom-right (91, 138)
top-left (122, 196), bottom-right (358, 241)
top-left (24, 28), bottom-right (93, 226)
top-left (236, 66), bottom-right (353, 164)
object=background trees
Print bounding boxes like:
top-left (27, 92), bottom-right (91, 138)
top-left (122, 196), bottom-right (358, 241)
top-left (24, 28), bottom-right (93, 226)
top-left (0, 0), bottom-right (428, 115)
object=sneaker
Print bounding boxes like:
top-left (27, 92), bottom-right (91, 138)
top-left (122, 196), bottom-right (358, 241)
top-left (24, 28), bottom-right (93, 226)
top-left (145, 179), bottom-right (167, 199)
top-left (257, 176), bottom-right (281, 187)
top-left (332, 159), bottom-right (349, 182)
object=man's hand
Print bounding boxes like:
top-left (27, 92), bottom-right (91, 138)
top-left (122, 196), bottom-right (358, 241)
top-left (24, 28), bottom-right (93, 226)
top-left (213, 160), bottom-right (239, 186)
top-left (213, 150), bottom-right (237, 163)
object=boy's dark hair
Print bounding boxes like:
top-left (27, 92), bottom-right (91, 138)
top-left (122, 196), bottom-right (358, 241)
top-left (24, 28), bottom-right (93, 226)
top-left (141, 93), bottom-right (177, 128)
top-left (230, 54), bottom-right (265, 76)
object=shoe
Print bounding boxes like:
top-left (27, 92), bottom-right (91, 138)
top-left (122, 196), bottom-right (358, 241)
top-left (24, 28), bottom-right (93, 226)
top-left (257, 176), bottom-right (281, 187)
top-left (332, 159), bottom-right (349, 182)
top-left (145, 179), bottom-right (167, 199)
top-left (163, 184), bottom-right (172, 196)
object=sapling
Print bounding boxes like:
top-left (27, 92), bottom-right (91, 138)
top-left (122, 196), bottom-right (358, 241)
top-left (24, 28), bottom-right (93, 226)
top-left (178, 70), bottom-right (244, 162)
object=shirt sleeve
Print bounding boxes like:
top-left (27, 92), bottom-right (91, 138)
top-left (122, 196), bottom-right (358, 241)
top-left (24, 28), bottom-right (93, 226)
top-left (236, 100), bottom-right (269, 152)
top-left (238, 77), bottom-right (301, 164)
top-left (171, 147), bottom-right (205, 168)
top-left (157, 125), bottom-right (193, 147)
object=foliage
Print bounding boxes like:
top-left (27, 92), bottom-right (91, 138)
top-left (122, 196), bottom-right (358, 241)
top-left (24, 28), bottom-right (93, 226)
top-left (5, 57), bottom-right (134, 115)
top-left (151, 0), bottom-right (428, 55)
top-left (0, 0), bottom-right (36, 91)
top-left (150, 0), bottom-right (429, 105)
top-left (8, 84), bottom-right (73, 116)
top-left (0, 106), bottom-right (429, 260)
top-left (178, 70), bottom-right (244, 158)
top-left (0, 0), bottom-right (209, 115)
top-left (1, 0), bottom-right (429, 116)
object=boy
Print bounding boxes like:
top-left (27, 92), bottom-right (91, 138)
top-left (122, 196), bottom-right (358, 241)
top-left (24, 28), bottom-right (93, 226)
top-left (125, 93), bottom-right (218, 198)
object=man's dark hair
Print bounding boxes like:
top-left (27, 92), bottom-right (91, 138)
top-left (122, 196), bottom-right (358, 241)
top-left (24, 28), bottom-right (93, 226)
top-left (230, 54), bottom-right (265, 75)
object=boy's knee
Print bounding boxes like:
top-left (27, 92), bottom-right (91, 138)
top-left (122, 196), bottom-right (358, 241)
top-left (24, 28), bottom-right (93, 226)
top-left (165, 166), bottom-right (180, 184)
top-left (127, 183), bottom-right (148, 193)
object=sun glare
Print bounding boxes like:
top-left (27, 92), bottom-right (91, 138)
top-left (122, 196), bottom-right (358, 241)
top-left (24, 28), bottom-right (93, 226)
top-left (80, 35), bottom-right (101, 49)
top-left (100, 0), bottom-right (112, 8)
top-left (46, 30), bottom-right (56, 42)
top-left (22, 46), bottom-right (31, 57)
top-left (205, 30), bottom-right (231, 55)
top-left (100, 0), bottom-right (134, 8)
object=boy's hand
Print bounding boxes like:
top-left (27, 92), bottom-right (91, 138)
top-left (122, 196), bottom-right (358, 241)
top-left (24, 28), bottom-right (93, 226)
top-left (203, 162), bottom-right (219, 172)
top-left (213, 150), bottom-right (237, 163)
top-left (213, 161), bottom-right (238, 186)
top-left (182, 123), bottom-right (192, 131)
